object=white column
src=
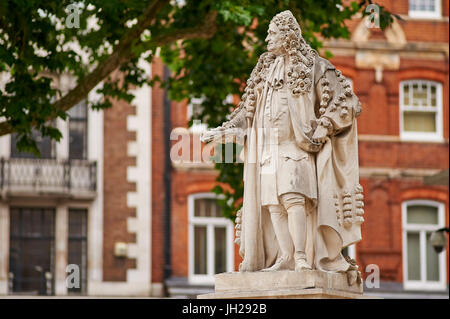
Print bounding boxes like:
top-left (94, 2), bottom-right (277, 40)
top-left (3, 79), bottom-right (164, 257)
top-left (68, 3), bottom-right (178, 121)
top-left (87, 85), bottom-right (104, 293)
top-left (56, 73), bottom-right (72, 161)
top-left (125, 58), bottom-right (151, 292)
top-left (55, 205), bottom-right (68, 295)
top-left (56, 117), bottom-right (69, 160)
top-left (0, 134), bottom-right (10, 158)
top-left (0, 203), bottom-right (9, 294)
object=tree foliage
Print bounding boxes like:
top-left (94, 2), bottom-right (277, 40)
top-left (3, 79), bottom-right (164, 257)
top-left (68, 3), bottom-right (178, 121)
top-left (0, 0), bottom-right (394, 220)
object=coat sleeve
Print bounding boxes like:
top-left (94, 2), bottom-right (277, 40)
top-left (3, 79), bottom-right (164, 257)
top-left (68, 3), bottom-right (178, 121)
top-left (221, 102), bottom-right (248, 130)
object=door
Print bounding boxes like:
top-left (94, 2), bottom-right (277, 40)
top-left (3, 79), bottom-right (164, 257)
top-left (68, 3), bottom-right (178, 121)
top-left (9, 207), bottom-right (55, 295)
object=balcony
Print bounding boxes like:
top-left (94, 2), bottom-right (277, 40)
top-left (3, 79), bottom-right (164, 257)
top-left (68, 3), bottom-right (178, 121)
top-left (0, 158), bottom-right (97, 199)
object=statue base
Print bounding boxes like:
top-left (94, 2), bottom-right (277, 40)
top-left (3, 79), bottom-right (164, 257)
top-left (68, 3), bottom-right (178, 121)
top-left (197, 270), bottom-right (371, 299)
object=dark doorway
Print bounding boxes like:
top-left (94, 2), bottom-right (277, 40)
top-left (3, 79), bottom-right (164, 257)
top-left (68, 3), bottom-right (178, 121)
top-left (9, 207), bottom-right (55, 295)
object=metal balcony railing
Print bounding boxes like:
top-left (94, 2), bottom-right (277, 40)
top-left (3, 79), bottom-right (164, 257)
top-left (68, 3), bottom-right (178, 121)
top-left (0, 157), bottom-right (97, 198)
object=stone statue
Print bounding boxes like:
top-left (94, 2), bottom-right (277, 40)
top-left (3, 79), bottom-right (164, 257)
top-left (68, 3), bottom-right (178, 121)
top-left (202, 10), bottom-right (364, 281)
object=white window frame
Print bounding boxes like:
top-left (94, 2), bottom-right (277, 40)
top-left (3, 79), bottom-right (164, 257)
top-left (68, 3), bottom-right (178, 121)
top-left (402, 199), bottom-right (447, 291)
top-left (187, 97), bottom-right (208, 133)
top-left (399, 80), bottom-right (443, 142)
top-left (187, 95), bottom-right (234, 134)
top-left (409, 0), bottom-right (442, 19)
top-left (188, 193), bottom-right (235, 285)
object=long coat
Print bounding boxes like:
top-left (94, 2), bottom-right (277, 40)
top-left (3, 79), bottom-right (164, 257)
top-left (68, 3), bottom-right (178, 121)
top-left (238, 54), bottom-right (364, 272)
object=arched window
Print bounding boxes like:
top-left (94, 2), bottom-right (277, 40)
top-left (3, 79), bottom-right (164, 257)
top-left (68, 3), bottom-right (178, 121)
top-left (402, 200), bottom-right (447, 290)
top-left (400, 80), bottom-right (443, 142)
top-left (188, 193), bottom-right (234, 284)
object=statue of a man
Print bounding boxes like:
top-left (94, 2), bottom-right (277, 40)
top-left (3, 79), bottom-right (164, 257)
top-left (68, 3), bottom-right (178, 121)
top-left (202, 10), bottom-right (364, 276)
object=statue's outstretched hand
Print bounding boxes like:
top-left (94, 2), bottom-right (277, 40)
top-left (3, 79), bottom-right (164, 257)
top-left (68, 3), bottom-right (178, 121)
top-left (312, 125), bottom-right (329, 144)
top-left (201, 127), bottom-right (225, 143)
top-left (201, 126), bottom-right (247, 144)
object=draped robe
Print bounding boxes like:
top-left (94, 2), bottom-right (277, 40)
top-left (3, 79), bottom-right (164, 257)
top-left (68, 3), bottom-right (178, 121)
top-left (237, 54), bottom-right (364, 273)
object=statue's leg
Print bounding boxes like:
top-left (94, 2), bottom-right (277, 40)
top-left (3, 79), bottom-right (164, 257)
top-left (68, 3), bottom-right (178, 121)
top-left (262, 205), bottom-right (294, 271)
top-left (280, 193), bottom-right (312, 271)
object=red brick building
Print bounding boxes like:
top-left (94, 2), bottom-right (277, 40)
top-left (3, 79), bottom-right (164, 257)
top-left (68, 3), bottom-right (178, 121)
top-left (161, 0), bottom-right (449, 298)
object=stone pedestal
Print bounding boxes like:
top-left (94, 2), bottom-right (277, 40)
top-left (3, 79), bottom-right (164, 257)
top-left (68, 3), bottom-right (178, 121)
top-left (198, 270), bottom-right (371, 299)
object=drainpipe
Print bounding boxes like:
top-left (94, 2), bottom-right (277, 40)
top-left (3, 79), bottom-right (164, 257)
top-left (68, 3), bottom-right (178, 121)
top-left (163, 65), bottom-right (172, 289)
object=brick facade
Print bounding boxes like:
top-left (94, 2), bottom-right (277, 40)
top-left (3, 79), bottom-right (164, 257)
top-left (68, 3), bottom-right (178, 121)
top-left (103, 72), bottom-right (137, 281)
top-left (171, 170), bottom-right (219, 278)
top-left (151, 58), bottom-right (167, 285)
top-left (335, 0), bottom-right (449, 285)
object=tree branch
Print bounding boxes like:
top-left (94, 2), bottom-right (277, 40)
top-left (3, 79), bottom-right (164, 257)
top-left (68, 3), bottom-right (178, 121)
top-left (0, 2), bottom-right (217, 137)
top-left (144, 10), bottom-right (217, 48)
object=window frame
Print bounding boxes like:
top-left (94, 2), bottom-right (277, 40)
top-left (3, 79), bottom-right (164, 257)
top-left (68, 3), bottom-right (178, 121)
top-left (187, 97), bottom-right (208, 134)
top-left (399, 80), bottom-right (443, 142)
top-left (187, 95), bottom-right (234, 134)
top-left (10, 128), bottom-right (56, 159)
top-left (188, 193), bottom-right (235, 285)
top-left (408, 0), bottom-right (442, 19)
top-left (402, 199), bottom-right (447, 291)
top-left (68, 100), bottom-right (88, 160)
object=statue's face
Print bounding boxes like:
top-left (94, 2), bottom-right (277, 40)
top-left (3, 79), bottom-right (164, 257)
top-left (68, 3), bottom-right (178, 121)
top-left (265, 23), bottom-right (284, 55)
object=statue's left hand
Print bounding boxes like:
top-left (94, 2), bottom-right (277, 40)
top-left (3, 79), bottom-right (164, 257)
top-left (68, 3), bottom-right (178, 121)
top-left (312, 125), bottom-right (329, 144)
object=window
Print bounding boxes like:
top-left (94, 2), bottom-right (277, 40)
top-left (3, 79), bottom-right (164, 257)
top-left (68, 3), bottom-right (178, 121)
top-left (187, 95), bottom-right (234, 134)
top-left (68, 208), bottom-right (88, 295)
top-left (409, 0), bottom-right (441, 19)
top-left (187, 97), bottom-right (208, 133)
top-left (68, 100), bottom-right (88, 159)
top-left (400, 80), bottom-right (443, 142)
top-left (188, 194), bottom-right (234, 284)
top-left (402, 200), bottom-right (447, 290)
top-left (11, 129), bottom-right (54, 159)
